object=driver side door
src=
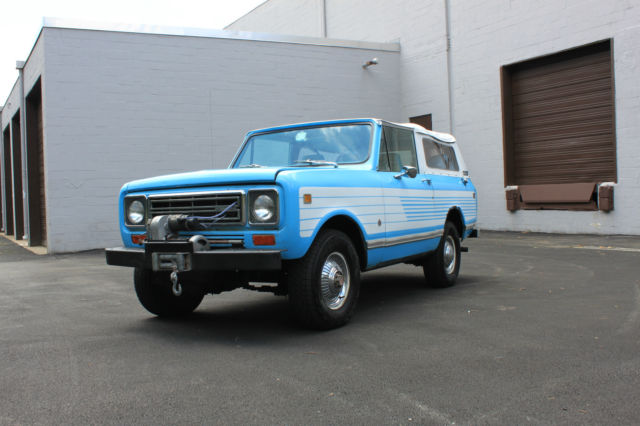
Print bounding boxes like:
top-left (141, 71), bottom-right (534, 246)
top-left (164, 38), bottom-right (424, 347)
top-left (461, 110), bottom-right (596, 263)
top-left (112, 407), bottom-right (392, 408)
top-left (378, 125), bottom-right (437, 257)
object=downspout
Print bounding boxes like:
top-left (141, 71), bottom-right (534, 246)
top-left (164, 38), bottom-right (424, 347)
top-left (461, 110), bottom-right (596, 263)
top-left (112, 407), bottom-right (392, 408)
top-left (444, 0), bottom-right (454, 134)
top-left (16, 60), bottom-right (29, 241)
top-left (321, 0), bottom-right (327, 37)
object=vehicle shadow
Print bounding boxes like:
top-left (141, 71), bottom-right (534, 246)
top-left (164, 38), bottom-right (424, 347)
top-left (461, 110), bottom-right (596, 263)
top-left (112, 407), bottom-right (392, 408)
top-left (125, 265), bottom-right (482, 345)
top-left (356, 267), bottom-right (480, 315)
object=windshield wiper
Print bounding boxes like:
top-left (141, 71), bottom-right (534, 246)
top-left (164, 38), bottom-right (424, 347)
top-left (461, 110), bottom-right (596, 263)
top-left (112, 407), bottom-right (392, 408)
top-left (293, 159), bottom-right (338, 168)
top-left (240, 164), bottom-right (263, 168)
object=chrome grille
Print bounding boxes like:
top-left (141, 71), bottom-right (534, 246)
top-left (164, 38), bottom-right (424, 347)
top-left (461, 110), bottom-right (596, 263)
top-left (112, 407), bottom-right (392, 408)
top-left (148, 191), bottom-right (243, 225)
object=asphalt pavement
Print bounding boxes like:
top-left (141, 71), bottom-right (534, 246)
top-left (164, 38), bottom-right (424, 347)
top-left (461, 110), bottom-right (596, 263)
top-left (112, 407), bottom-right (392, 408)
top-left (1, 231), bottom-right (639, 425)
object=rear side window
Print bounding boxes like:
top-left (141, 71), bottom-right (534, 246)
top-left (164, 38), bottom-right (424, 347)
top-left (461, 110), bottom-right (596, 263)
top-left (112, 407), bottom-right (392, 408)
top-left (378, 126), bottom-right (417, 172)
top-left (422, 137), bottom-right (459, 171)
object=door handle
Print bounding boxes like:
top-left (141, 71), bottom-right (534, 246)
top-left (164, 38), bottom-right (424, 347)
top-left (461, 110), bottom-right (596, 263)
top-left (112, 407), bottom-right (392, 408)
top-left (421, 178), bottom-right (432, 185)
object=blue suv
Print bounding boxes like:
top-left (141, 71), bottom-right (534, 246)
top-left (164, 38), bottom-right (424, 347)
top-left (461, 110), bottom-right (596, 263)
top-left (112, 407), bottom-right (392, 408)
top-left (106, 119), bottom-right (478, 329)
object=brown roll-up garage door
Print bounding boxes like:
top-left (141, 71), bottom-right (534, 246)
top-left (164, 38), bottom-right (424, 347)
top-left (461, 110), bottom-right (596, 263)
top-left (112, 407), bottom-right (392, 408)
top-left (502, 40), bottom-right (616, 186)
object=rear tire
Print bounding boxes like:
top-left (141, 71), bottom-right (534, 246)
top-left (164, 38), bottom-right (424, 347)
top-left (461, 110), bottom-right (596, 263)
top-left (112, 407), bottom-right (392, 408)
top-left (288, 230), bottom-right (360, 329)
top-left (424, 221), bottom-right (461, 288)
top-left (134, 268), bottom-right (204, 317)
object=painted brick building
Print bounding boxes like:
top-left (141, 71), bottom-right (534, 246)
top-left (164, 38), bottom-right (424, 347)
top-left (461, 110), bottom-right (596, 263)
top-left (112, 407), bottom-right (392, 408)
top-left (0, 20), bottom-right (400, 252)
top-left (2, 0), bottom-right (640, 253)
top-left (230, 0), bottom-right (640, 236)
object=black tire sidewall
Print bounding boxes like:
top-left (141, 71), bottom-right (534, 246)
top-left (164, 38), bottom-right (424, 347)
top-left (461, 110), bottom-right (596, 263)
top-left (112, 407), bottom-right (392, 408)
top-left (441, 223), bottom-right (461, 283)
top-left (424, 221), bottom-right (461, 288)
top-left (310, 231), bottom-right (360, 321)
top-left (134, 268), bottom-right (203, 317)
top-left (288, 229), bottom-right (361, 329)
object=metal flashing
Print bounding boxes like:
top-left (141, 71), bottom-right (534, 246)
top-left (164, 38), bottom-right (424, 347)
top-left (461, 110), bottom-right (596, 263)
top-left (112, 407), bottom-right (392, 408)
top-left (42, 17), bottom-right (401, 52)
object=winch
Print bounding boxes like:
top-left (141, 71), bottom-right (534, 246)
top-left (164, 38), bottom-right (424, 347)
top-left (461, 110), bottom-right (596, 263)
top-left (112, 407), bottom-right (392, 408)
top-left (145, 203), bottom-right (238, 295)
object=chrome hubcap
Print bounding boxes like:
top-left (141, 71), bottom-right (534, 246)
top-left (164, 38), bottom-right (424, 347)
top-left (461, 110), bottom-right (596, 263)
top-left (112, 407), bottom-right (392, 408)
top-left (320, 252), bottom-right (350, 310)
top-left (443, 235), bottom-right (457, 275)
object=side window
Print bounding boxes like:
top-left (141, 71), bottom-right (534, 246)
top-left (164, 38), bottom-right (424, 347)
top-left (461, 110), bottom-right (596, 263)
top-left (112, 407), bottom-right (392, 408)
top-left (377, 131), bottom-right (392, 172)
top-left (380, 126), bottom-right (417, 172)
top-left (422, 137), bottom-right (459, 171)
top-left (439, 144), bottom-right (459, 171)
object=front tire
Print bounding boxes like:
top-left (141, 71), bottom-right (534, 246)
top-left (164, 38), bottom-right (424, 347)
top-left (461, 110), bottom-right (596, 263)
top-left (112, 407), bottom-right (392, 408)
top-left (288, 230), bottom-right (360, 329)
top-left (134, 268), bottom-right (204, 317)
top-left (424, 221), bottom-right (461, 288)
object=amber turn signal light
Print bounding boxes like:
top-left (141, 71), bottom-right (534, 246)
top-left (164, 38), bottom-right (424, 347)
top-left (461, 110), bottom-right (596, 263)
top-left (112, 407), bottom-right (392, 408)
top-left (253, 234), bottom-right (276, 246)
top-left (131, 234), bottom-right (147, 245)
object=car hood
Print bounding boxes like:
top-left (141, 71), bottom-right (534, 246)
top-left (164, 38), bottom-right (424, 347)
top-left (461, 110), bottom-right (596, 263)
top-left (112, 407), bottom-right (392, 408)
top-left (124, 168), bottom-right (282, 192)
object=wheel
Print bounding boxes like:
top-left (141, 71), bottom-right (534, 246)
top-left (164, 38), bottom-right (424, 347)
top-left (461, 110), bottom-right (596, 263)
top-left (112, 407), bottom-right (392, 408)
top-left (134, 268), bottom-right (204, 317)
top-left (287, 229), bottom-right (360, 329)
top-left (424, 221), bottom-right (461, 288)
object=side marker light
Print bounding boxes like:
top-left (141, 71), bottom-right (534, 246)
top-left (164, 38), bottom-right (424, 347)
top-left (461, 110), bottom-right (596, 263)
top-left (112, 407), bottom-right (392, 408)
top-left (131, 234), bottom-right (147, 245)
top-left (253, 234), bottom-right (276, 246)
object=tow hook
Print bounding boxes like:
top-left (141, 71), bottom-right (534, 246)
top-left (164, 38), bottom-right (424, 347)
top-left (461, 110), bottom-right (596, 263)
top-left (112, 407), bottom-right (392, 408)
top-left (170, 270), bottom-right (183, 296)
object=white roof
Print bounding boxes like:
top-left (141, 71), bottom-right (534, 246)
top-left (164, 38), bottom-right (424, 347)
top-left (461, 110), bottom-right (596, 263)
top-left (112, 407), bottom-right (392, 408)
top-left (396, 122), bottom-right (456, 143)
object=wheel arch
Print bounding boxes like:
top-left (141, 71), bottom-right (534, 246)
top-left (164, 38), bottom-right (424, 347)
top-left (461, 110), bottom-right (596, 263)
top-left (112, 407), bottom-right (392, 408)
top-left (446, 207), bottom-right (465, 238)
top-left (317, 214), bottom-right (368, 271)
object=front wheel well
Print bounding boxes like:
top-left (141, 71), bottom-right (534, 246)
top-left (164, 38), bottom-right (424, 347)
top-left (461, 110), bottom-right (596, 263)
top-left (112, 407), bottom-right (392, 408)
top-left (318, 216), bottom-right (367, 271)
top-left (446, 208), bottom-right (464, 238)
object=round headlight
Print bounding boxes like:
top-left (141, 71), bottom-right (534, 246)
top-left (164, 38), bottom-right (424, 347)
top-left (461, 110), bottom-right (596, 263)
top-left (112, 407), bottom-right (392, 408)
top-left (252, 194), bottom-right (275, 222)
top-left (127, 200), bottom-right (145, 225)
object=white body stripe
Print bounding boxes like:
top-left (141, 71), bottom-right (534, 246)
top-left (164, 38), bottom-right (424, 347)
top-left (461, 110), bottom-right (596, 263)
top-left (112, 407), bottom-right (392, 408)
top-left (299, 186), bottom-right (477, 240)
top-left (299, 187), bottom-right (385, 237)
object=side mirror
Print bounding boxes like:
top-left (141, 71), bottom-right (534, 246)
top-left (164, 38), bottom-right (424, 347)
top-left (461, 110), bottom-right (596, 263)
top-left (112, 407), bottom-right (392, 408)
top-left (394, 166), bottom-right (418, 179)
top-left (462, 170), bottom-right (469, 184)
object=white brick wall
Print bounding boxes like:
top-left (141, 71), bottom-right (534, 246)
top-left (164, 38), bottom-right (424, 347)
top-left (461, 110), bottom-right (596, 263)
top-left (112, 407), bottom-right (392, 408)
top-left (228, 0), bottom-right (453, 132)
top-left (3, 0), bottom-right (639, 254)
top-left (40, 27), bottom-right (401, 252)
top-left (449, 0), bottom-right (640, 235)
top-left (230, 0), bottom-right (640, 235)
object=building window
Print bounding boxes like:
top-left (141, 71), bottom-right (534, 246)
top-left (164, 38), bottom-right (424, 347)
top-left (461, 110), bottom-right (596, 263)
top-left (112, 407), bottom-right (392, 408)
top-left (410, 114), bottom-right (432, 130)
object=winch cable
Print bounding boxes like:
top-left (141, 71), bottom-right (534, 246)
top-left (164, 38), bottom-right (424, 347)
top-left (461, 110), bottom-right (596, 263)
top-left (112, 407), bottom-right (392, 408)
top-left (188, 201), bottom-right (238, 226)
top-left (165, 201), bottom-right (239, 232)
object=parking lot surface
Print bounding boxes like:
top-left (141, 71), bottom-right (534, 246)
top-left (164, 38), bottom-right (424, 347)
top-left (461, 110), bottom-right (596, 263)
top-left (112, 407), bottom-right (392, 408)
top-left (1, 231), bottom-right (639, 425)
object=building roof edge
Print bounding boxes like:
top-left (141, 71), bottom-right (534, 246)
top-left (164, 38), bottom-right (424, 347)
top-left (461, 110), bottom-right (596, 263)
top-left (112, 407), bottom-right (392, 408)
top-left (42, 17), bottom-right (400, 52)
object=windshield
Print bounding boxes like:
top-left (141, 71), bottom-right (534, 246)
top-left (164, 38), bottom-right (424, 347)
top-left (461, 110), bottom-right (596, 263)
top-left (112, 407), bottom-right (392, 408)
top-left (233, 124), bottom-right (372, 168)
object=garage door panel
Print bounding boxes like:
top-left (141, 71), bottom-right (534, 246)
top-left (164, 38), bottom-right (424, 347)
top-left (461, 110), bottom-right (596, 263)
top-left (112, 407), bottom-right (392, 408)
top-left (511, 57), bottom-right (610, 95)
top-left (513, 104), bottom-right (613, 129)
top-left (514, 160), bottom-right (615, 177)
top-left (512, 80), bottom-right (611, 112)
top-left (515, 175), bottom-right (606, 186)
top-left (515, 147), bottom-right (615, 166)
top-left (510, 50), bottom-right (610, 84)
top-left (514, 120), bottom-right (614, 144)
top-left (514, 134), bottom-right (613, 154)
top-left (502, 40), bottom-right (616, 187)
top-left (515, 159), bottom-right (616, 182)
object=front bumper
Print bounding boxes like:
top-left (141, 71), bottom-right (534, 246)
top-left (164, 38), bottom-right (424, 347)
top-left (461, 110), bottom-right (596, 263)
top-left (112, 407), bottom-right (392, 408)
top-left (105, 243), bottom-right (282, 271)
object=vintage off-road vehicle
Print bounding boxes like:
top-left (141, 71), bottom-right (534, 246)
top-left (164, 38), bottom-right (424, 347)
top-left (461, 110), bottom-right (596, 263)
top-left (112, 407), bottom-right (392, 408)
top-left (106, 119), bottom-right (478, 329)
